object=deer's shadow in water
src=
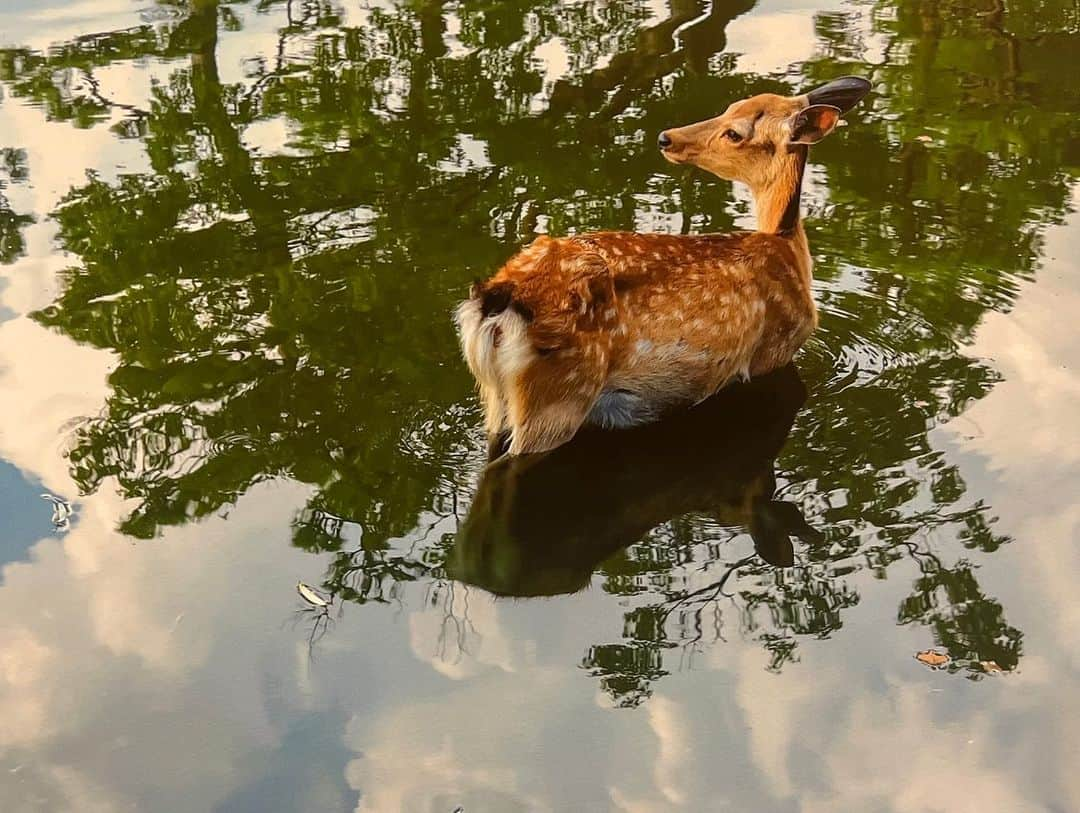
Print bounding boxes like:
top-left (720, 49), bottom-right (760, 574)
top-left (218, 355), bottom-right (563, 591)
top-left (451, 364), bottom-right (822, 597)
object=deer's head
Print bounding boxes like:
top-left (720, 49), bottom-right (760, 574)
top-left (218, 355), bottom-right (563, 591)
top-left (658, 76), bottom-right (872, 189)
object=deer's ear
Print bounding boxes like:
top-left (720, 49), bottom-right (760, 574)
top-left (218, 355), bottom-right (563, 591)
top-left (805, 75), bottom-right (872, 113)
top-left (788, 104), bottom-right (841, 145)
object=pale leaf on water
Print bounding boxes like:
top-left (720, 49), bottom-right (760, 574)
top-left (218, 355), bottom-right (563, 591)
top-left (297, 582), bottom-right (329, 608)
top-left (40, 493), bottom-right (72, 531)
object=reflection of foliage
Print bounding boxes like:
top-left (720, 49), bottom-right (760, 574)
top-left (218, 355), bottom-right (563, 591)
top-left (0, 148), bottom-right (33, 264)
top-left (1, 147), bottom-right (29, 182)
top-left (583, 642), bottom-right (668, 708)
top-left (2, 0), bottom-right (1072, 692)
top-left (17, 0), bottom-right (759, 550)
top-left (899, 558), bottom-right (1022, 678)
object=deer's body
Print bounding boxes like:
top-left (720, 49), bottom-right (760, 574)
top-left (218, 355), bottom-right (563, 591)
top-left (456, 77), bottom-right (871, 456)
top-left (457, 229), bottom-right (814, 439)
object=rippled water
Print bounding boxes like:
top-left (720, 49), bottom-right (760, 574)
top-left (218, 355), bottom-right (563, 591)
top-left (1, 0), bottom-right (1079, 810)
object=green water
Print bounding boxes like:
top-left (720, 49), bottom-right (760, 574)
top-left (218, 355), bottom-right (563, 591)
top-left (0, 0), bottom-right (1078, 810)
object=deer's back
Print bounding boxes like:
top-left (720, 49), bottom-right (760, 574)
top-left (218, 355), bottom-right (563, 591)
top-left (485, 230), bottom-right (811, 371)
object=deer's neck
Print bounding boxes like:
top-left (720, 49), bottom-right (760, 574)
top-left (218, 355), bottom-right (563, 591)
top-left (752, 146), bottom-right (808, 238)
top-left (750, 146), bottom-right (814, 296)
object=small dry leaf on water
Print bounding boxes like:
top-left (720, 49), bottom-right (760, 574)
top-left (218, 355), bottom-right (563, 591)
top-left (297, 581), bottom-right (329, 608)
top-left (980, 660), bottom-right (1003, 673)
top-left (915, 649), bottom-right (950, 667)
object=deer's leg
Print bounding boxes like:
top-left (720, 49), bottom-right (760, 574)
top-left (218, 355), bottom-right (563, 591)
top-left (507, 402), bottom-right (590, 455)
top-left (487, 432), bottom-right (511, 461)
top-left (480, 383), bottom-right (511, 461)
top-left (505, 355), bottom-right (603, 455)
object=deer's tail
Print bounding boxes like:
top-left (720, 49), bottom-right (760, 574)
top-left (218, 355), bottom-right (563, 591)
top-left (455, 281), bottom-right (533, 390)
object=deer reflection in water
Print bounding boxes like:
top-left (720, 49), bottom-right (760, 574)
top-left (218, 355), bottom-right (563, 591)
top-left (450, 363), bottom-right (821, 599)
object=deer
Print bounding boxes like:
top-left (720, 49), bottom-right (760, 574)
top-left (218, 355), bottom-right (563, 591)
top-left (455, 76), bottom-right (872, 458)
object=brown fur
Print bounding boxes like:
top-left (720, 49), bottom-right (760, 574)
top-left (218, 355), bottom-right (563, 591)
top-left (456, 81), bottom-right (870, 455)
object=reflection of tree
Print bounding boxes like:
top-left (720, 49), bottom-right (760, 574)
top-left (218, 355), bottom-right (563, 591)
top-left (0, 148), bottom-right (33, 264)
top-left (899, 556), bottom-right (1022, 676)
top-left (11, 0), bottom-right (759, 545)
top-left (3, 0), bottom-right (1072, 687)
top-left (546, 0), bottom-right (756, 117)
top-left (583, 642), bottom-right (668, 708)
top-left (26, 0), bottom-right (481, 545)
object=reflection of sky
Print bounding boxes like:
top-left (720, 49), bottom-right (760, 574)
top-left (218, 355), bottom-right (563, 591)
top-left (0, 462), bottom-right (53, 570)
top-left (0, 3), bottom-right (1078, 813)
top-left (0, 0), bottom-right (142, 50)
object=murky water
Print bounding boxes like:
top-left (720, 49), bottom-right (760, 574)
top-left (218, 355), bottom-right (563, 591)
top-left (1, 0), bottom-right (1078, 810)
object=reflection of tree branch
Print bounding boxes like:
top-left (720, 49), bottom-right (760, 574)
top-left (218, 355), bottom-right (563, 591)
top-left (658, 553), bottom-right (756, 628)
top-left (895, 534), bottom-right (944, 572)
top-left (430, 580), bottom-right (477, 666)
top-left (547, 0), bottom-right (755, 120)
top-left (982, 0), bottom-right (1021, 94)
top-left (80, 67), bottom-right (149, 119)
top-left (187, 0), bottom-right (292, 256)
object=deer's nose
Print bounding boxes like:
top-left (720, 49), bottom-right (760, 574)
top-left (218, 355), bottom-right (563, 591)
top-left (657, 131), bottom-right (672, 150)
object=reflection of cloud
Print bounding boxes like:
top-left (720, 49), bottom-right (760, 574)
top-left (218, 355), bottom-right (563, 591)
top-left (645, 696), bottom-right (692, 805)
top-left (0, 479), bottom-right (321, 810)
top-left (5, 762), bottom-right (132, 813)
top-left (0, 317), bottom-right (111, 496)
top-left (726, 0), bottom-right (889, 76)
top-left (805, 684), bottom-right (1031, 813)
top-left (242, 117), bottom-right (308, 158)
top-left (408, 583), bottom-right (533, 679)
top-left (534, 37), bottom-right (571, 85)
top-left (727, 11), bottom-right (819, 74)
top-left (0, 288), bottom-right (325, 807)
top-left (722, 636), bottom-right (1080, 813)
top-left (344, 675), bottom-right (556, 813)
top-left (0, 625), bottom-right (55, 747)
top-left (942, 190), bottom-right (1080, 666)
top-left (732, 645), bottom-right (824, 797)
top-left (0, 0), bottom-right (141, 50)
top-left (0, 67), bottom-right (153, 512)
top-left (934, 193), bottom-right (1080, 810)
top-left (605, 695), bottom-right (696, 812)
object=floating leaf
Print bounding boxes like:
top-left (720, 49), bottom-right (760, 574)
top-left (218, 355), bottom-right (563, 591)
top-left (41, 493), bottom-right (72, 531)
top-left (980, 660), bottom-right (1003, 673)
top-left (297, 581), bottom-right (329, 608)
top-left (915, 649), bottom-right (950, 667)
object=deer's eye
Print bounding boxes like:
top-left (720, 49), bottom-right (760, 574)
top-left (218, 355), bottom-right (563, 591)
top-left (724, 129), bottom-right (744, 143)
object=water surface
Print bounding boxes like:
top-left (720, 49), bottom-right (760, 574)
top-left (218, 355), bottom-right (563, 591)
top-left (1, 0), bottom-right (1079, 810)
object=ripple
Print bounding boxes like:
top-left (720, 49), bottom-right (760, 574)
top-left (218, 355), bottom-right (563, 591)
top-left (805, 277), bottom-right (944, 393)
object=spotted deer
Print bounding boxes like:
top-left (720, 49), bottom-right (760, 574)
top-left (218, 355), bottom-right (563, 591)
top-left (456, 76), bottom-right (872, 457)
